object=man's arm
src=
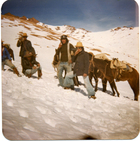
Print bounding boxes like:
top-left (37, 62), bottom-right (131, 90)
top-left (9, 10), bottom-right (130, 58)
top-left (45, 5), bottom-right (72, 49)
top-left (17, 37), bottom-right (23, 47)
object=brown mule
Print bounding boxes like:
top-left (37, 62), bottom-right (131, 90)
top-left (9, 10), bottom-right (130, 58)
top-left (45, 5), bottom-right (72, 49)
top-left (92, 57), bottom-right (139, 101)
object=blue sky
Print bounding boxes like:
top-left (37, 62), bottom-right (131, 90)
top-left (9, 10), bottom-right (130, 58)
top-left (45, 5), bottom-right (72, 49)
top-left (1, 0), bottom-right (139, 32)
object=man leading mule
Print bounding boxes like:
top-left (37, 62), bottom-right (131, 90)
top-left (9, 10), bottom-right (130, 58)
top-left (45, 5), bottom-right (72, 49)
top-left (56, 35), bottom-right (75, 87)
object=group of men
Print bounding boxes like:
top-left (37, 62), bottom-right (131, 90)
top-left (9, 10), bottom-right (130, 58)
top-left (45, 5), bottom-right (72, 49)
top-left (56, 35), bottom-right (96, 99)
top-left (2, 33), bottom-right (42, 79)
top-left (2, 33), bottom-right (96, 98)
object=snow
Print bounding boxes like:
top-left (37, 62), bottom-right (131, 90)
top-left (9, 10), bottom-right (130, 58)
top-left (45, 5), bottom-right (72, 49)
top-left (1, 16), bottom-right (139, 140)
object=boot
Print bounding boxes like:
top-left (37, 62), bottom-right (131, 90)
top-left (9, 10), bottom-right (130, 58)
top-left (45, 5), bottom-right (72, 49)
top-left (88, 95), bottom-right (96, 99)
top-left (26, 74), bottom-right (32, 78)
top-left (38, 69), bottom-right (42, 79)
top-left (90, 95), bottom-right (96, 99)
top-left (64, 87), bottom-right (71, 90)
top-left (70, 85), bottom-right (74, 90)
top-left (13, 68), bottom-right (22, 77)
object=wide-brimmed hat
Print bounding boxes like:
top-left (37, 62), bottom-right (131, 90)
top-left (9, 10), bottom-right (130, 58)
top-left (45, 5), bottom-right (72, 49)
top-left (22, 33), bottom-right (28, 37)
top-left (75, 42), bottom-right (84, 48)
top-left (24, 51), bottom-right (33, 58)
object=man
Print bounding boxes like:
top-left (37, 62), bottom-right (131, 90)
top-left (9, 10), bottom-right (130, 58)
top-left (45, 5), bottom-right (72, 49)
top-left (63, 42), bottom-right (96, 99)
top-left (23, 51), bottom-right (42, 79)
top-left (56, 35), bottom-right (75, 86)
top-left (2, 41), bottom-right (21, 77)
top-left (17, 33), bottom-right (35, 74)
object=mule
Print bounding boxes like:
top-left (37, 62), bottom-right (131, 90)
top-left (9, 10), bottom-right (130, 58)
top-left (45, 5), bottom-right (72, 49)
top-left (92, 57), bottom-right (139, 101)
top-left (88, 53), bottom-right (118, 95)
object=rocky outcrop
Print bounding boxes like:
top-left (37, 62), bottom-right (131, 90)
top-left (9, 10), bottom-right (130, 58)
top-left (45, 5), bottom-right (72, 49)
top-left (4, 12), bottom-right (19, 18)
top-left (20, 16), bottom-right (27, 20)
top-left (28, 17), bottom-right (39, 23)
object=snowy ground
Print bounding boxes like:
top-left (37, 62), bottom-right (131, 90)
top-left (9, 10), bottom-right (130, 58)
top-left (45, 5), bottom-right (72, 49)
top-left (1, 16), bottom-right (140, 140)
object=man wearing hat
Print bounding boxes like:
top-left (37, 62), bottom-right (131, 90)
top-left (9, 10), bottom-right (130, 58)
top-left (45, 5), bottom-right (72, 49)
top-left (63, 42), bottom-right (96, 99)
top-left (23, 51), bottom-right (42, 79)
top-left (56, 35), bottom-right (75, 87)
top-left (17, 33), bottom-right (35, 74)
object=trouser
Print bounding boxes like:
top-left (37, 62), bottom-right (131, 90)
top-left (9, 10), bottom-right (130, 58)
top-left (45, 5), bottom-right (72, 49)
top-left (25, 66), bottom-right (42, 76)
top-left (2, 59), bottom-right (15, 70)
top-left (63, 71), bottom-right (95, 96)
top-left (21, 57), bottom-right (24, 73)
top-left (58, 62), bottom-right (72, 87)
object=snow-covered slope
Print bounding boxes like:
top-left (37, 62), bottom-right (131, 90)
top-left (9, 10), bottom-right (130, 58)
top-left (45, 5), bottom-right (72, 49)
top-left (1, 15), bottom-right (139, 140)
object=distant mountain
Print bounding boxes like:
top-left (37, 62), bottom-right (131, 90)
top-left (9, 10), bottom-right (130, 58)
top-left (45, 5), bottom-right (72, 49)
top-left (4, 13), bottom-right (39, 24)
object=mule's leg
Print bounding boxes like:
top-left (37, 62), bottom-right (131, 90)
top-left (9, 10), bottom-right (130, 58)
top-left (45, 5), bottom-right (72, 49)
top-left (89, 72), bottom-right (93, 86)
top-left (93, 75), bottom-right (98, 92)
top-left (102, 78), bottom-right (107, 92)
top-left (111, 80), bottom-right (120, 97)
top-left (109, 81), bottom-right (115, 96)
top-left (128, 79), bottom-right (139, 101)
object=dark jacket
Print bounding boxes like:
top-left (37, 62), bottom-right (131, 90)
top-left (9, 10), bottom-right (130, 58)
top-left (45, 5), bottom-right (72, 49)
top-left (17, 39), bottom-right (34, 57)
top-left (2, 47), bottom-right (11, 62)
top-left (73, 50), bottom-right (89, 76)
top-left (56, 42), bottom-right (75, 62)
top-left (22, 57), bottom-right (39, 73)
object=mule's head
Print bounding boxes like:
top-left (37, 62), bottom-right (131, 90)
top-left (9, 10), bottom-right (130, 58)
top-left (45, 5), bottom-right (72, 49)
top-left (88, 52), bottom-right (95, 61)
top-left (52, 49), bottom-right (59, 66)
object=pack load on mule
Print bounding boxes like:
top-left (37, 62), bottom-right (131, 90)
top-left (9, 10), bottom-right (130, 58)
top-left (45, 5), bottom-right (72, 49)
top-left (94, 53), bottom-right (110, 61)
top-left (89, 53), bottom-right (139, 101)
top-left (94, 53), bottom-right (133, 82)
top-left (110, 58), bottom-right (133, 81)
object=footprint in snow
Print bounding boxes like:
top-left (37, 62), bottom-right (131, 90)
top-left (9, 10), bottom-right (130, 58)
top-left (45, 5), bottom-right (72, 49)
top-left (35, 106), bottom-right (46, 114)
top-left (7, 101), bottom-right (13, 107)
top-left (6, 89), bottom-right (12, 93)
top-left (17, 109), bottom-right (29, 118)
top-left (42, 115), bottom-right (57, 127)
top-left (55, 107), bottom-right (62, 113)
top-left (23, 123), bottom-right (38, 132)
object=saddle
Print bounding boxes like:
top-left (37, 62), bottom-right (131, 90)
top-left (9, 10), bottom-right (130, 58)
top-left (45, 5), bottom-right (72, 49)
top-left (110, 58), bottom-right (133, 81)
top-left (95, 53), bottom-right (110, 61)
